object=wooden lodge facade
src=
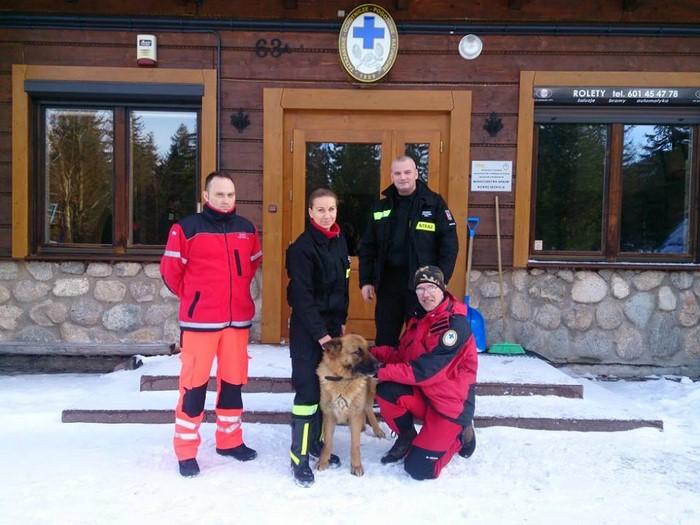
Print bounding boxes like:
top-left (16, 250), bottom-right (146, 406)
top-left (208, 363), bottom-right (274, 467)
top-left (1, 1), bottom-right (700, 376)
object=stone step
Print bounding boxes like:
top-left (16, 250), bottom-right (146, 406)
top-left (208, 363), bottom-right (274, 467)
top-left (139, 375), bottom-right (584, 398)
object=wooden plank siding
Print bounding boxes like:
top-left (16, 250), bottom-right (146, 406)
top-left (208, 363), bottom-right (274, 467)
top-left (1, 20), bottom-right (700, 263)
top-left (3, 0), bottom-right (700, 23)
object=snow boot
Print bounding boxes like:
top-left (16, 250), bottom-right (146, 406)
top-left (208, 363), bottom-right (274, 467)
top-left (308, 409), bottom-right (340, 468)
top-left (178, 458), bottom-right (200, 477)
top-left (458, 424), bottom-right (476, 458)
top-left (290, 414), bottom-right (315, 487)
top-left (381, 426), bottom-right (417, 464)
top-left (216, 443), bottom-right (258, 461)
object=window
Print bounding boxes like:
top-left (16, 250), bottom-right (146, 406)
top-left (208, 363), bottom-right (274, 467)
top-left (532, 110), bottom-right (699, 263)
top-left (37, 103), bottom-right (199, 255)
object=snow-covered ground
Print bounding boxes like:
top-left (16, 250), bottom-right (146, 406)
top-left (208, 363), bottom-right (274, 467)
top-left (1, 351), bottom-right (699, 525)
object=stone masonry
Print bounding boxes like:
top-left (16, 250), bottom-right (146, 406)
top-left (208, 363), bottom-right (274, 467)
top-left (0, 261), bottom-right (262, 345)
top-left (467, 268), bottom-right (700, 371)
top-left (1, 260), bottom-right (699, 373)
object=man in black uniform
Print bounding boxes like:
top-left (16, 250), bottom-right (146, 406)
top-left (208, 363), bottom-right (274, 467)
top-left (359, 156), bottom-right (458, 346)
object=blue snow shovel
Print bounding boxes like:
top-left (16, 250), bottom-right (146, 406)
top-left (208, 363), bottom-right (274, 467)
top-left (464, 217), bottom-right (487, 352)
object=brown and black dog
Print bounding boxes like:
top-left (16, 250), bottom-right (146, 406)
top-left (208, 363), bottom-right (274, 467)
top-left (316, 334), bottom-right (386, 476)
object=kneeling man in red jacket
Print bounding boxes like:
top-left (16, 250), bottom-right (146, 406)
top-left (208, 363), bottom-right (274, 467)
top-left (372, 265), bottom-right (478, 480)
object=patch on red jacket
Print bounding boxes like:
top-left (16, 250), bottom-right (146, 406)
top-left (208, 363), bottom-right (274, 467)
top-left (442, 329), bottom-right (458, 347)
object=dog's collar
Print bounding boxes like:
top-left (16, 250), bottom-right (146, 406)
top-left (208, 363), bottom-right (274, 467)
top-left (324, 375), bottom-right (351, 382)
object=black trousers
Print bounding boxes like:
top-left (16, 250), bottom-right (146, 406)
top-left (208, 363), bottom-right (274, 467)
top-left (375, 267), bottom-right (417, 347)
top-left (289, 314), bottom-right (342, 406)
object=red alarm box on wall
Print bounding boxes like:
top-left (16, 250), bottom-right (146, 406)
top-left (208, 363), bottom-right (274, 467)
top-left (137, 34), bottom-right (157, 67)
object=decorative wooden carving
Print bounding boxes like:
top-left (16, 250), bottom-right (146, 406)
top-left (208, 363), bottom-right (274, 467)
top-left (484, 112), bottom-right (503, 137)
top-left (231, 110), bottom-right (250, 133)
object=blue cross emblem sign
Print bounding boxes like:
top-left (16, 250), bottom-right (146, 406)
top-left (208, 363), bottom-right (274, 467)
top-left (338, 4), bottom-right (399, 83)
top-left (353, 16), bottom-right (385, 49)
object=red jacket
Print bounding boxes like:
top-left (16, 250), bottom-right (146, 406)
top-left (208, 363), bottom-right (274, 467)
top-left (160, 204), bottom-right (262, 331)
top-left (373, 294), bottom-right (477, 424)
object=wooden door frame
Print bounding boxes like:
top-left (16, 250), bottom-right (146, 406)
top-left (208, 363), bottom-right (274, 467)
top-left (262, 88), bottom-right (471, 344)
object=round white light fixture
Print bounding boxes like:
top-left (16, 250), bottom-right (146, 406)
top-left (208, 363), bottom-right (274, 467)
top-left (458, 34), bottom-right (483, 60)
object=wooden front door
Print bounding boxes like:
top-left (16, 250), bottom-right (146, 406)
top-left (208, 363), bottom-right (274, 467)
top-left (282, 111), bottom-right (449, 340)
top-left (261, 89), bottom-right (471, 345)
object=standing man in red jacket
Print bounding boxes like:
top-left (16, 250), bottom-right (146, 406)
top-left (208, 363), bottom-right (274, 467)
top-left (372, 265), bottom-right (478, 480)
top-left (161, 171), bottom-right (262, 477)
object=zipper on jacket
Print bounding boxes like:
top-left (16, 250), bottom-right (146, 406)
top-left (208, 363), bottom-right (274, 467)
top-left (187, 291), bottom-right (201, 318)
top-left (233, 249), bottom-right (242, 276)
top-left (223, 229), bottom-right (234, 324)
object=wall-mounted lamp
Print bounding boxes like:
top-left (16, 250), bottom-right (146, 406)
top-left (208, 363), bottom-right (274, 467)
top-left (483, 112), bottom-right (503, 137)
top-left (458, 34), bottom-right (483, 60)
top-left (231, 110), bottom-right (250, 133)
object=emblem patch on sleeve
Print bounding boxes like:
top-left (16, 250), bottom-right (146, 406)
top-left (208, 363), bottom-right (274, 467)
top-left (442, 329), bottom-right (458, 347)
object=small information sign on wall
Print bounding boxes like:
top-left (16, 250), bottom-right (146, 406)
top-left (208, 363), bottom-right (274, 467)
top-left (471, 161), bottom-right (512, 192)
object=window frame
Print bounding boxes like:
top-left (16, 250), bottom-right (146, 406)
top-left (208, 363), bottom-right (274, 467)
top-left (513, 71), bottom-right (700, 270)
top-left (530, 113), bottom-right (699, 264)
top-left (32, 99), bottom-right (201, 258)
top-left (11, 65), bottom-right (217, 261)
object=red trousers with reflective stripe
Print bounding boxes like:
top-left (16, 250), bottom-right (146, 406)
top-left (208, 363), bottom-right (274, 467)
top-left (174, 328), bottom-right (249, 461)
top-left (377, 386), bottom-right (463, 479)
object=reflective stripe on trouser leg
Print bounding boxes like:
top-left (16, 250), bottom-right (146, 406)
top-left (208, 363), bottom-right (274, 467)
top-left (404, 405), bottom-right (463, 480)
top-left (290, 420), bottom-right (311, 465)
top-left (214, 328), bottom-right (250, 449)
top-left (174, 331), bottom-right (218, 461)
top-left (290, 405), bottom-right (317, 465)
top-left (215, 409), bottom-right (243, 449)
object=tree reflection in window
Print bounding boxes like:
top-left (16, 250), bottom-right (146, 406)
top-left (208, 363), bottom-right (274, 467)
top-left (404, 143), bottom-right (429, 183)
top-left (45, 108), bottom-right (113, 244)
top-left (621, 125), bottom-right (692, 254)
top-left (43, 106), bottom-right (198, 248)
top-left (534, 124), bottom-right (607, 252)
top-left (130, 111), bottom-right (197, 245)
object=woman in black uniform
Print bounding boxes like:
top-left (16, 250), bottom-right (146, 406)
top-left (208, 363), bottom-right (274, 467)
top-left (285, 188), bottom-right (350, 487)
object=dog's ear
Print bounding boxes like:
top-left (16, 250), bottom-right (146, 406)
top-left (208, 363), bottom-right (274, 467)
top-left (322, 337), bottom-right (343, 353)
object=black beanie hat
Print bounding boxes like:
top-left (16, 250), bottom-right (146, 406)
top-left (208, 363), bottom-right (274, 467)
top-left (413, 265), bottom-right (446, 291)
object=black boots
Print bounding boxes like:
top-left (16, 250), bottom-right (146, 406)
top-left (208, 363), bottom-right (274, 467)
top-left (216, 443), bottom-right (258, 461)
top-left (458, 424), bottom-right (476, 458)
top-left (178, 458), bottom-right (200, 477)
top-left (290, 414), bottom-right (315, 487)
top-left (381, 426), bottom-right (417, 464)
top-left (179, 444), bottom-right (255, 477)
top-left (308, 410), bottom-right (340, 467)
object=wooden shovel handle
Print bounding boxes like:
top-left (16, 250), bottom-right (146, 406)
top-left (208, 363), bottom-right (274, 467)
top-left (495, 195), bottom-right (506, 324)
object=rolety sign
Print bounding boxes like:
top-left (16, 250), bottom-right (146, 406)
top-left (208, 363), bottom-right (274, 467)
top-left (534, 87), bottom-right (700, 106)
top-left (338, 4), bottom-right (399, 83)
